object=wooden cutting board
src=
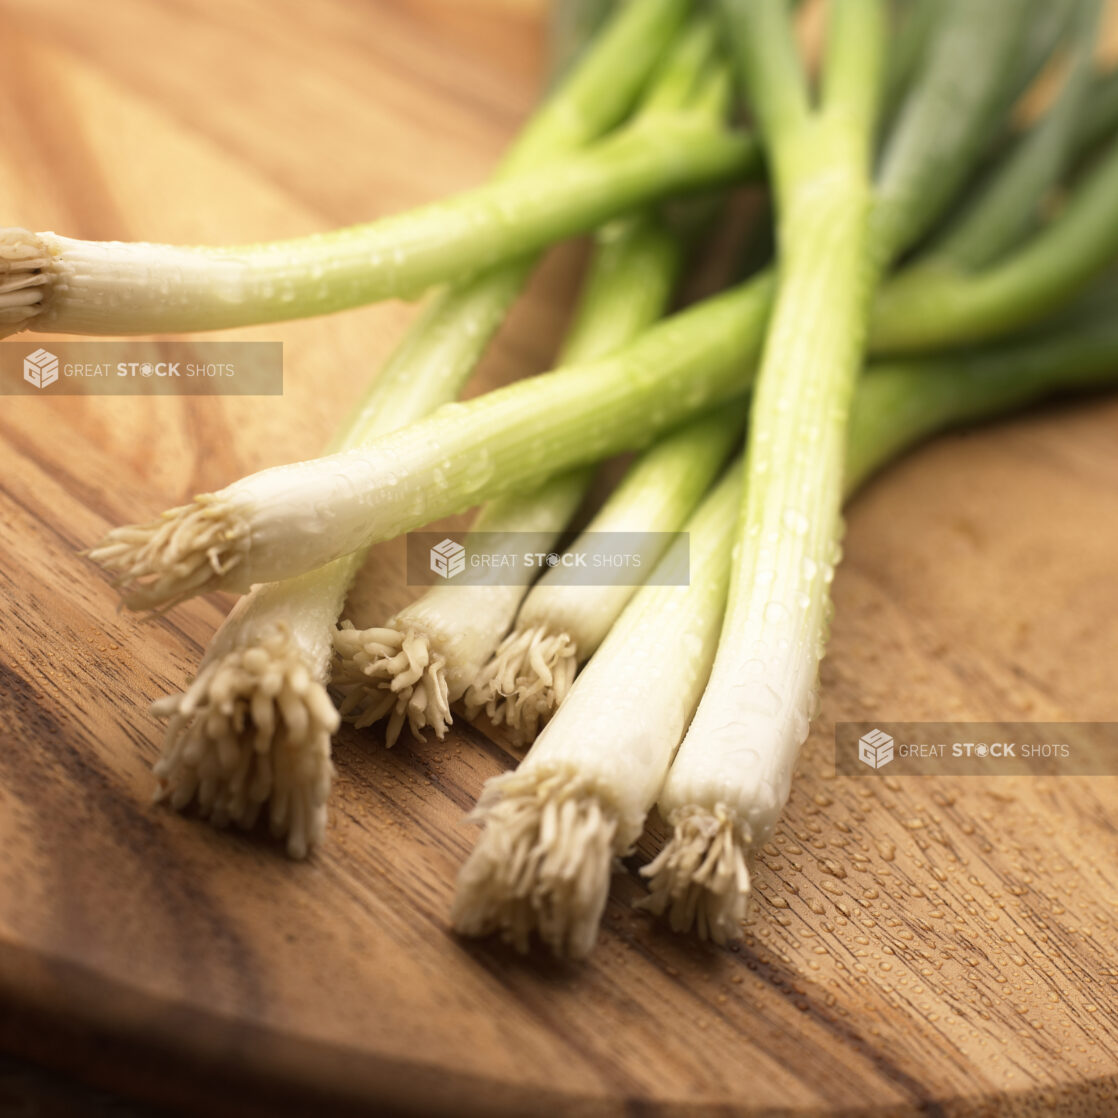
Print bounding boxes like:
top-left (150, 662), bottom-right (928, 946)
top-left (1, 2), bottom-right (1116, 1114)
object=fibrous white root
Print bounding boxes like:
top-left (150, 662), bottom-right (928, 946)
top-left (88, 497), bottom-right (248, 611)
top-left (637, 803), bottom-right (751, 944)
top-left (333, 621), bottom-right (452, 746)
top-left (152, 623), bottom-right (338, 859)
top-left (464, 624), bottom-right (577, 744)
top-left (0, 228), bottom-right (51, 335)
top-left (452, 768), bottom-right (618, 959)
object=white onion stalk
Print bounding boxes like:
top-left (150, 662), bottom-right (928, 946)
top-left (0, 121), bottom-right (751, 339)
top-left (646, 306), bottom-right (1118, 939)
top-left (465, 407), bottom-right (741, 742)
top-left (333, 470), bottom-right (589, 746)
top-left (88, 277), bottom-right (774, 610)
top-left (142, 0), bottom-right (686, 855)
top-left (453, 468), bottom-right (739, 958)
top-left (644, 0), bottom-right (1035, 942)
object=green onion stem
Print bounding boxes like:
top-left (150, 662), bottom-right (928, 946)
top-left (871, 131), bottom-right (1118, 352)
top-left (647, 0), bottom-right (1046, 942)
top-left (640, 300), bottom-right (1118, 943)
top-left (4, 76), bottom-right (755, 335)
top-left (871, 0), bottom-right (1036, 264)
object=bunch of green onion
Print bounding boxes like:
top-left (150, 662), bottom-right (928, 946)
top-left (15, 0), bottom-right (1117, 954)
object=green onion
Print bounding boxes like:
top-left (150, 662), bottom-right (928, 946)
top-left (142, 0), bottom-right (689, 857)
top-left (869, 0), bottom-right (1036, 263)
top-left (1, 19), bottom-right (753, 338)
top-left (74, 0), bottom-right (1115, 886)
top-left (454, 300), bottom-right (1118, 957)
top-left (88, 274), bottom-right (773, 609)
top-left (643, 0), bottom-right (1041, 942)
top-left (642, 0), bottom-right (884, 945)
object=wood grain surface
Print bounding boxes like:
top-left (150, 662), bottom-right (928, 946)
top-left (1, 2), bottom-right (1117, 1115)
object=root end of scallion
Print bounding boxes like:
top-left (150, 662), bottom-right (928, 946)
top-left (637, 803), bottom-right (752, 945)
top-left (452, 768), bottom-right (619, 959)
top-left (152, 622), bottom-right (339, 859)
top-left (463, 624), bottom-right (577, 745)
top-left (0, 228), bottom-right (52, 335)
top-left (89, 496), bottom-right (250, 611)
top-left (332, 620), bottom-right (452, 746)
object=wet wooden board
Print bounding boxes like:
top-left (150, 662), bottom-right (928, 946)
top-left (0, 1), bottom-right (1116, 1114)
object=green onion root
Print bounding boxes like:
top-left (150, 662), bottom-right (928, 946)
top-left (150, 563), bottom-right (352, 858)
top-left (452, 769), bottom-right (619, 958)
top-left (0, 228), bottom-right (51, 331)
top-left (637, 804), bottom-right (751, 943)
